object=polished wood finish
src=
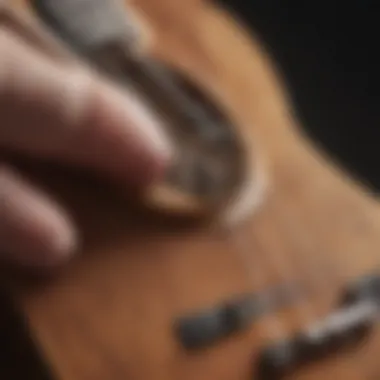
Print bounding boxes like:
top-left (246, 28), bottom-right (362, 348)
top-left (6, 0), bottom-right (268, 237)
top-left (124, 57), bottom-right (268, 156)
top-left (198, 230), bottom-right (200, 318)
top-left (6, 0), bottom-right (380, 379)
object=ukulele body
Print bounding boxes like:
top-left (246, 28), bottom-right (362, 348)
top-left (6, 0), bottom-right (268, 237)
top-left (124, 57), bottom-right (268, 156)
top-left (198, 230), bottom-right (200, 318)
top-left (3, 0), bottom-right (380, 379)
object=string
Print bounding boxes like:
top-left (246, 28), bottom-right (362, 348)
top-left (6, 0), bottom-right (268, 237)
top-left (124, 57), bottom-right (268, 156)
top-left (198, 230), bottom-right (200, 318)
top-left (255, 171), bottom-right (363, 321)
top-left (270, 190), bottom-right (344, 311)
top-left (250, 191), bottom-right (322, 327)
top-left (264, 195), bottom-right (328, 323)
top-left (311, 188), bottom-right (380, 371)
top-left (229, 177), bottom-right (370, 377)
top-left (275, 194), bottom-right (363, 380)
top-left (222, 160), bottom-right (367, 377)
top-left (224, 190), bottom-right (339, 378)
top-left (222, 186), bottom-right (324, 346)
top-left (284, 193), bottom-right (380, 378)
top-left (272, 159), bottom-right (380, 296)
top-left (223, 188), bottom-right (318, 345)
top-left (268, 189), bottom-right (358, 379)
top-left (226, 226), bottom-right (289, 340)
top-left (331, 192), bottom-right (380, 275)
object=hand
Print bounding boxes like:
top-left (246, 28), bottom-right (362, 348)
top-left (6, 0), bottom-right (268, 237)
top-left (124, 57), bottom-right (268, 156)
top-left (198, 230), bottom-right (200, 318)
top-left (0, 27), bottom-right (172, 269)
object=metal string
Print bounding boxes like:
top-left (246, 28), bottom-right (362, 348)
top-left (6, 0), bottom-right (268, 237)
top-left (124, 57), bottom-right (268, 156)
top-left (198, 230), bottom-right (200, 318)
top-left (266, 189), bottom-right (358, 379)
top-left (270, 191), bottom-right (344, 310)
top-left (282, 193), bottom-right (380, 377)
top-left (226, 226), bottom-right (288, 340)
top-left (227, 177), bottom-right (370, 378)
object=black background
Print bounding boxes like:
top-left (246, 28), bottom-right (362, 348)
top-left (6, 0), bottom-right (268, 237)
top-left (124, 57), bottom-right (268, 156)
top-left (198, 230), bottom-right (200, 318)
top-left (220, 0), bottom-right (380, 190)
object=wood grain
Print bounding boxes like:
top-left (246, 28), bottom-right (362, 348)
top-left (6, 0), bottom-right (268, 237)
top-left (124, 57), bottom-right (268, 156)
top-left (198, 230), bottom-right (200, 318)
top-left (5, 0), bottom-right (380, 379)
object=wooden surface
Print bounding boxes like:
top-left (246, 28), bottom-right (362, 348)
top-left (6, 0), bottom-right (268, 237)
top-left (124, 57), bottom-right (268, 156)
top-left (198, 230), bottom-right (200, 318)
top-left (6, 0), bottom-right (380, 379)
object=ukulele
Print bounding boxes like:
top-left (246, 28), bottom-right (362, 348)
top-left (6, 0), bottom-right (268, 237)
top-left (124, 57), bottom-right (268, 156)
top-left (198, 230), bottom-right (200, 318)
top-left (2, 0), bottom-right (380, 379)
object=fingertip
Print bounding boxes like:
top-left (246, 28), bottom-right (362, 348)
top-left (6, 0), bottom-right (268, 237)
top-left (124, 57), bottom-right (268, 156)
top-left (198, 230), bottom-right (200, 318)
top-left (29, 205), bottom-right (79, 268)
top-left (0, 30), bottom-right (173, 189)
top-left (0, 167), bottom-right (79, 269)
top-left (67, 79), bottom-right (174, 187)
top-left (104, 85), bottom-right (174, 187)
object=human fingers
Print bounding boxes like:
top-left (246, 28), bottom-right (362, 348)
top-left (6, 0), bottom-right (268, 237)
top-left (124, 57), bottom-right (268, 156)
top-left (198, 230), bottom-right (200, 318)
top-left (0, 27), bottom-right (172, 187)
top-left (0, 166), bottom-right (77, 268)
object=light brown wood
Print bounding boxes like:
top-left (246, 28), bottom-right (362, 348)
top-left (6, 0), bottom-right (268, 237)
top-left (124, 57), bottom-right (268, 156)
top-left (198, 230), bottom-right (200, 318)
top-left (5, 0), bottom-right (380, 379)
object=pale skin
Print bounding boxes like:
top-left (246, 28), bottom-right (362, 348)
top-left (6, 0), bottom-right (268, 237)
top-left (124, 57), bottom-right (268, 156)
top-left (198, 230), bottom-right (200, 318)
top-left (0, 25), bottom-right (172, 269)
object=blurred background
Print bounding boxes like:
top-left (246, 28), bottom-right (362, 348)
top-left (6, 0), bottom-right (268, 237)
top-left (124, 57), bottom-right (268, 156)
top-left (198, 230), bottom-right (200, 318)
top-left (220, 0), bottom-right (380, 190)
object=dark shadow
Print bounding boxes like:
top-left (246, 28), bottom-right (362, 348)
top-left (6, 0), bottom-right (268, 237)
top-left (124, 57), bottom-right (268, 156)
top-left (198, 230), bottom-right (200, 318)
top-left (0, 287), bottom-right (54, 380)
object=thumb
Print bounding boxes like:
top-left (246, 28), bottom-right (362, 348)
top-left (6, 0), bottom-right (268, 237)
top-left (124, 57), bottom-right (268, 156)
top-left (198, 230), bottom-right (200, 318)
top-left (0, 28), bottom-right (172, 187)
